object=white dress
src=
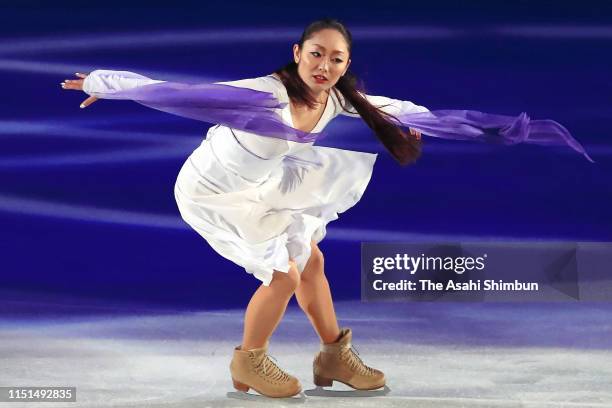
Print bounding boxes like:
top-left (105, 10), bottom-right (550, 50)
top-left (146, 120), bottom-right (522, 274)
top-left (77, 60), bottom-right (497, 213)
top-left (83, 70), bottom-right (429, 286)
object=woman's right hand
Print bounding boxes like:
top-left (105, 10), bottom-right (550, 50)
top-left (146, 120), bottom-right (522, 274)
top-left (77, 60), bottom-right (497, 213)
top-left (60, 72), bottom-right (99, 108)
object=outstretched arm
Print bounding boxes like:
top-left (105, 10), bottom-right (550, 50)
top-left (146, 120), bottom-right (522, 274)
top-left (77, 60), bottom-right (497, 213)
top-left (61, 71), bottom-right (281, 108)
top-left (343, 94), bottom-right (594, 162)
top-left (59, 71), bottom-right (312, 142)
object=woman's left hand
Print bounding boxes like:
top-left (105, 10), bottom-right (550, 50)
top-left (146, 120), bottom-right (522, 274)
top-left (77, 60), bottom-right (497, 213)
top-left (409, 128), bottom-right (421, 141)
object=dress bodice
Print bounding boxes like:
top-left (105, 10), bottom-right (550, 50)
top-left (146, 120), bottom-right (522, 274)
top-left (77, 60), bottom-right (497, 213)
top-left (211, 74), bottom-right (336, 161)
top-left (202, 74), bottom-right (340, 183)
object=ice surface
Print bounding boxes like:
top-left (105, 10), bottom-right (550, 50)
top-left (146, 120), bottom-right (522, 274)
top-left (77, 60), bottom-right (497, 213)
top-left (1, 297), bottom-right (611, 407)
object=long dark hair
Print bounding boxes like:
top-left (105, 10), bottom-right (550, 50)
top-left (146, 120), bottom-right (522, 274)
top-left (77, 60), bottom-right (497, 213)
top-left (273, 18), bottom-right (422, 166)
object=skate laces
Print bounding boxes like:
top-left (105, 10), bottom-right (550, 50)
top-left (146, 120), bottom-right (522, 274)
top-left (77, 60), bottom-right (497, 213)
top-left (258, 354), bottom-right (290, 383)
top-left (340, 344), bottom-right (376, 376)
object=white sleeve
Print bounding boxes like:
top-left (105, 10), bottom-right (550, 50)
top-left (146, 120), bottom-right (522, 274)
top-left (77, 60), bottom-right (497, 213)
top-left (339, 92), bottom-right (429, 118)
top-left (213, 75), bottom-right (281, 99)
top-left (82, 69), bottom-right (164, 98)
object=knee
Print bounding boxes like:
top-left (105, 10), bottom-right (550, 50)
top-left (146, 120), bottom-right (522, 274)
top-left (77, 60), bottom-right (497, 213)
top-left (271, 261), bottom-right (301, 294)
top-left (302, 241), bottom-right (325, 281)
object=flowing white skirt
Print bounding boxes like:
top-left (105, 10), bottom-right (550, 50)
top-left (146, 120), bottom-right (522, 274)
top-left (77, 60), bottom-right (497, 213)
top-left (174, 129), bottom-right (377, 286)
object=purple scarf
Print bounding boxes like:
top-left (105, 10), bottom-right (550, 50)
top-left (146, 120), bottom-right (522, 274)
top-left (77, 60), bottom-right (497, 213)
top-left (108, 81), bottom-right (594, 163)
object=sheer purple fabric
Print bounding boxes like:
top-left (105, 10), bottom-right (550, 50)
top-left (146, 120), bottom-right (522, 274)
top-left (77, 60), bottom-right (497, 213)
top-left (108, 81), bottom-right (321, 142)
top-left (110, 81), bottom-right (594, 162)
top-left (395, 110), bottom-right (594, 162)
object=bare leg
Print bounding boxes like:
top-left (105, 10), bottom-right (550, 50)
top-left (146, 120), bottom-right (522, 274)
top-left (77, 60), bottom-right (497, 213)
top-left (241, 261), bottom-right (300, 350)
top-left (294, 241), bottom-right (341, 344)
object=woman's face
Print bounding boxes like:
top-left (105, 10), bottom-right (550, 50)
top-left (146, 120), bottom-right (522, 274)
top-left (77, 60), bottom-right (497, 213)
top-left (293, 28), bottom-right (351, 96)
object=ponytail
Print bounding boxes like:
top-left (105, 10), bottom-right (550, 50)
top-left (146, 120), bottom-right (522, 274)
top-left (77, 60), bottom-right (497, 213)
top-left (334, 72), bottom-right (422, 166)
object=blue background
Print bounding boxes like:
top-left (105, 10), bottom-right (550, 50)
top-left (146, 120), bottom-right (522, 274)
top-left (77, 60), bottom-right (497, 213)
top-left (1, 0), bottom-right (610, 309)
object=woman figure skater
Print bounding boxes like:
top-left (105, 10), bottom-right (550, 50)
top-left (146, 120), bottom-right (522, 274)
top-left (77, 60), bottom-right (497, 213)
top-left (60, 18), bottom-right (592, 399)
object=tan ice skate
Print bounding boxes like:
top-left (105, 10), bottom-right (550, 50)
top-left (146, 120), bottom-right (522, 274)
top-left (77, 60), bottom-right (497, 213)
top-left (230, 343), bottom-right (302, 398)
top-left (313, 328), bottom-right (386, 390)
